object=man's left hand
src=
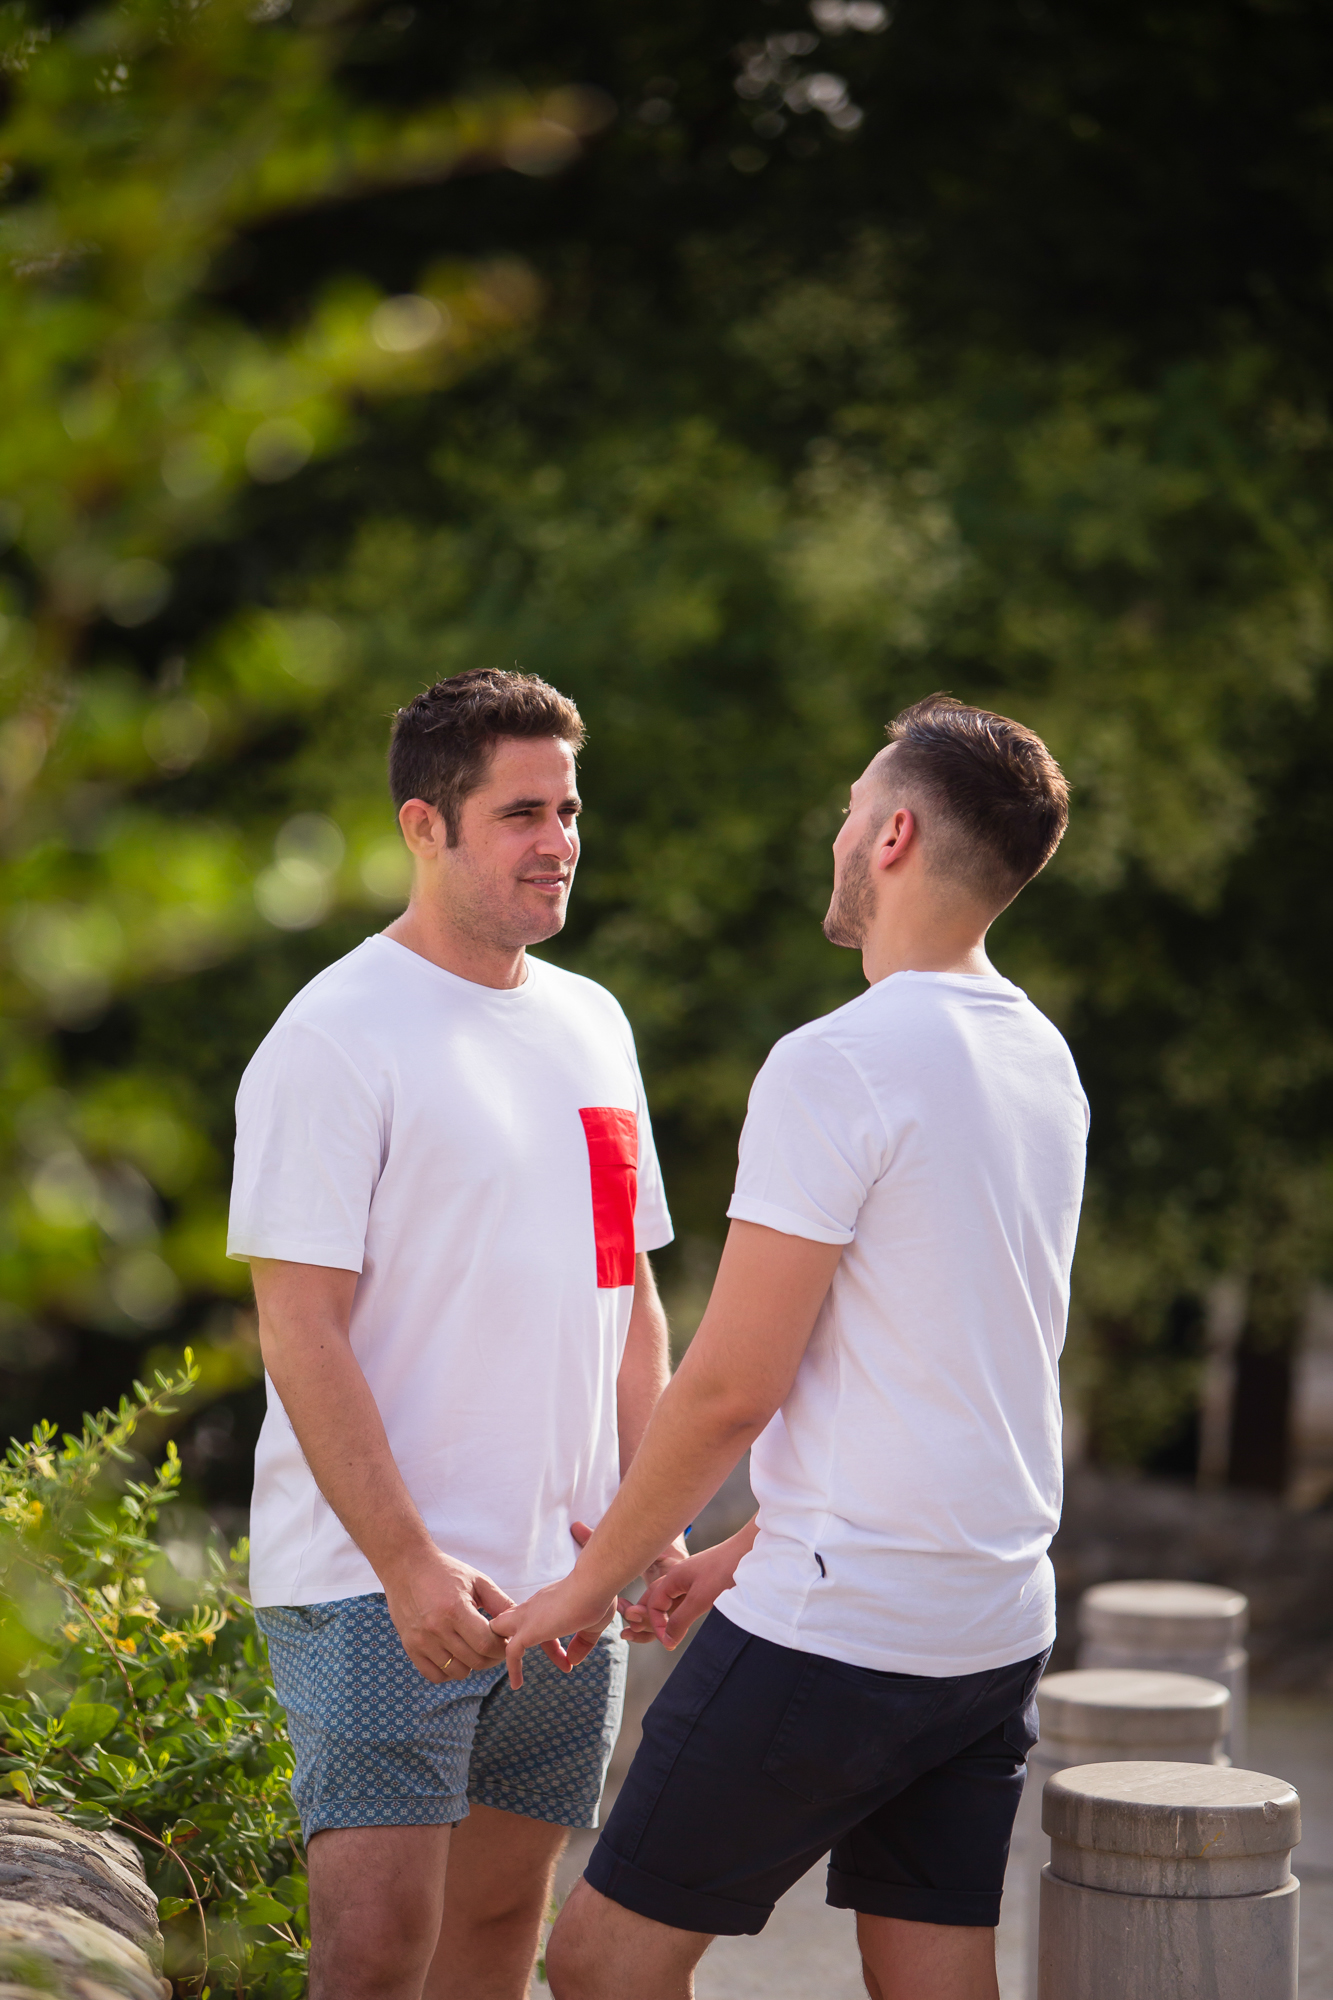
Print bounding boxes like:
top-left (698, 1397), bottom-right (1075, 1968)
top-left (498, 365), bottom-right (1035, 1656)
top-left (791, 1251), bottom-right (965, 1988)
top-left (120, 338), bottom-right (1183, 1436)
top-left (490, 1572), bottom-right (618, 1689)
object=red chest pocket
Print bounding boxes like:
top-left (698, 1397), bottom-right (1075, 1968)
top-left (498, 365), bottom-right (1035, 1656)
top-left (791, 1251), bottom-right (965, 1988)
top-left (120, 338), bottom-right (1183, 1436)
top-left (579, 1107), bottom-right (638, 1289)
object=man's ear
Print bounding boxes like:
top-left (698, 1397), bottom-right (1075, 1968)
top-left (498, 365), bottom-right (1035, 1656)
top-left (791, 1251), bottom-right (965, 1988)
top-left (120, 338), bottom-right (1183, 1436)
top-left (398, 797), bottom-right (447, 857)
top-left (877, 807), bottom-right (917, 870)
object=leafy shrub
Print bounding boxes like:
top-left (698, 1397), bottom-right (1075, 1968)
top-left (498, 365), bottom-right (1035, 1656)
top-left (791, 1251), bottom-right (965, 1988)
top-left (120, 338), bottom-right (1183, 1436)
top-left (0, 1358), bottom-right (306, 1998)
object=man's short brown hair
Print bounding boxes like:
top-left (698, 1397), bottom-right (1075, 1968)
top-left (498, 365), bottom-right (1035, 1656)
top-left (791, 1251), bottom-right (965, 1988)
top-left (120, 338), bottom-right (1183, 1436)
top-left (882, 694), bottom-right (1068, 910)
top-left (389, 668), bottom-right (585, 846)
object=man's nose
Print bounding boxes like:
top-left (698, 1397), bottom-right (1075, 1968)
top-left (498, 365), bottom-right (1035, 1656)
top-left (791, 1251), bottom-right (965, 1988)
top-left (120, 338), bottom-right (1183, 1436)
top-left (537, 813), bottom-right (577, 861)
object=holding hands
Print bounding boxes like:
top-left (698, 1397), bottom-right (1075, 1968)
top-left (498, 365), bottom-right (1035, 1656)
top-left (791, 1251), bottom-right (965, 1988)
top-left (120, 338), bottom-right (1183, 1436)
top-left (489, 1518), bottom-right (688, 1687)
top-left (629, 1525), bottom-right (755, 1649)
top-left (491, 1516), bottom-right (757, 1688)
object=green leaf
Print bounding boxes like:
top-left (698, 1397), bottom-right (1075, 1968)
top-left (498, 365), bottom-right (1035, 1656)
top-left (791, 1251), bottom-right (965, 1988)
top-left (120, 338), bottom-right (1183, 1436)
top-left (61, 1702), bottom-right (120, 1751)
top-left (92, 1747), bottom-right (138, 1786)
top-left (157, 1896), bottom-right (192, 1920)
top-left (237, 1893), bottom-right (294, 1928)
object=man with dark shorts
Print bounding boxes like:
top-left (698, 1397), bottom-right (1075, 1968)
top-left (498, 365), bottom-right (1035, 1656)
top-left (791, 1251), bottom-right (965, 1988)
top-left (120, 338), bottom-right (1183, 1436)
top-left (496, 695), bottom-right (1089, 2000)
top-left (227, 669), bottom-right (682, 2000)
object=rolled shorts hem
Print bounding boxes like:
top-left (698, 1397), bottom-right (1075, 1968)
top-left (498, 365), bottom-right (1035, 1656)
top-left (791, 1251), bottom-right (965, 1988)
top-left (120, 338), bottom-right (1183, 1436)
top-left (303, 1792), bottom-right (469, 1838)
top-left (584, 1841), bottom-right (772, 1937)
top-left (469, 1785), bottom-right (602, 1831)
top-left (826, 1867), bottom-right (1002, 1929)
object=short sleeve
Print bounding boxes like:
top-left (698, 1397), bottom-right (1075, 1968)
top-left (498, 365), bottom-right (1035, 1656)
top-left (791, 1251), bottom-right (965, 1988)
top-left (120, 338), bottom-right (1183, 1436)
top-left (227, 1022), bottom-right (385, 1271)
top-left (726, 1032), bottom-right (889, 1245)
top-left (627, 1030), bottom-right (674, 1254)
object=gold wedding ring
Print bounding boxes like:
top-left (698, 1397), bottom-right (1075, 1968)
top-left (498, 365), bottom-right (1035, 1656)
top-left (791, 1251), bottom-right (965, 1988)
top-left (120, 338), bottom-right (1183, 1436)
top-left (442, 1654), bottom-right (454, 1671)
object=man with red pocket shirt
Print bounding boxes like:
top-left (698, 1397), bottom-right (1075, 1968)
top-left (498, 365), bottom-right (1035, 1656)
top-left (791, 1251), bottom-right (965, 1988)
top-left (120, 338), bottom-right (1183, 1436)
top-left (226, 669), bottom-right (681, 2000)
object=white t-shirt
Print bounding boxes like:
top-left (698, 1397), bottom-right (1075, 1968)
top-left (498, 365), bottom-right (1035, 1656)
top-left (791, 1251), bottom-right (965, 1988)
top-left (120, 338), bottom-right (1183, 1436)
top-left (717, 970), bottom-right (1088, 1676)
top-left (227, 936), bottom-right (673, 1608)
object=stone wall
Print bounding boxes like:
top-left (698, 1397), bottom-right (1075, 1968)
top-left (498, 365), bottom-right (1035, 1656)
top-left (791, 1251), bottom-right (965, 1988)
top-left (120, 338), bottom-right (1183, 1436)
top-left (1052, 1468), bottom-right (1333, 1694)
top-left (0, 1806), bottom-right (166, 2000)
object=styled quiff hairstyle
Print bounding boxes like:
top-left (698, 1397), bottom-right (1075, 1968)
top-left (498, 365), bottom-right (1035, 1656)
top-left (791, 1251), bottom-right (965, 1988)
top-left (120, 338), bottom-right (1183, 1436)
top-left (882, 694), bottom-right (1068, 910)
top-left (389, 668), bottom-right (585, 846)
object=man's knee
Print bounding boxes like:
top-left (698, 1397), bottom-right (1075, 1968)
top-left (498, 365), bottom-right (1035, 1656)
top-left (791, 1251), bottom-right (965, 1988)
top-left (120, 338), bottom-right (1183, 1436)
top-left (313, 1890), bottom-right (440, 1989)
top-left (546, 1880), bottom-right (617, 1999)
top-left (547, 1878), bottom-right (706, 2000)
top-left (308, 1824), bottom-right (449, 1999)
top-left (545, 1885), bottom-right (594, 1998)
top-left (312, 1913), bottom-right (437, 2000)
top-left (441, 1802), bottom-right (566, 1941)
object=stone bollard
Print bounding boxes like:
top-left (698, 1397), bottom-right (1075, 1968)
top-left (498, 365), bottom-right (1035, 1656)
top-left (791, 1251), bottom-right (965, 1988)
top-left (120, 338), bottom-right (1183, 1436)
top-left (0, 1804), bottom-right (167, 1999)
top-left (1038, 1761), bottom-right (1300, 2000)
top-left (1011, 1667), bottom-right (1230, 1999)
top-left (1077, 1578), bottom-right (1249, 1761)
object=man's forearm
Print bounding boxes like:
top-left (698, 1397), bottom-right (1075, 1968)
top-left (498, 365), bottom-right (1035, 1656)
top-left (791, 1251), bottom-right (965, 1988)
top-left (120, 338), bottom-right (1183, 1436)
top-left (492, 1223), bottom-right (841, 1684)
top-left (252, 1262), bottom-right (434, 1587)
top-left (274, 1345), bottom-right (435, 1584)
top-left (253, 1258), bottom-right (508, 1681)
top-left (573, 1363), bottom-right (764, 1607)
top-left (571, 1221), bottom-right (843, 1601)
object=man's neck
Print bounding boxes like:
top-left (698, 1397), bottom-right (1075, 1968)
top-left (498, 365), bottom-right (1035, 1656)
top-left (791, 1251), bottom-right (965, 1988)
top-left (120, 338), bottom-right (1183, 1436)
top-left (861, 929), bottom-right (993, 986)
top-left (383, 904), bottom-right (528, 991)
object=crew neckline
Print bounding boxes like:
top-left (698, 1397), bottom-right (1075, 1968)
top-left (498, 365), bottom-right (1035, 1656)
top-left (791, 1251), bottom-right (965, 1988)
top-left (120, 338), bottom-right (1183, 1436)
top-left (887, 969), bottom-right (1019, 994)
top-left (370, 932), bottom-right (539, 1001)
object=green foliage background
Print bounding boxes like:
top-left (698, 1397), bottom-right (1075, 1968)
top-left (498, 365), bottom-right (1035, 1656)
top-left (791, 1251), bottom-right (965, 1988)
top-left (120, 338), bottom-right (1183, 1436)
top-left (0, 0), bottom-right (1329, 1661)
top-left (0, 0), bottom-right (1329, 1985)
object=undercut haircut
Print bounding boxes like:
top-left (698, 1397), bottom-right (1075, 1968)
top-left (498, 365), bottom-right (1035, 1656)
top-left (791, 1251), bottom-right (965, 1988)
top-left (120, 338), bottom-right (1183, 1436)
top-left (883, 694), bottom-right (1069, 910)
top-left (389, 668), bottom-right (585, 846)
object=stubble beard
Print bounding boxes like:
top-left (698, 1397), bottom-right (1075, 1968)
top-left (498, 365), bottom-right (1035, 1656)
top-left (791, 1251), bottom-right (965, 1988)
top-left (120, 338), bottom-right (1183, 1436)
top-left (822, 829), bottom-right (876, 949)
top-left (445, 847), bottom-right (572, 955)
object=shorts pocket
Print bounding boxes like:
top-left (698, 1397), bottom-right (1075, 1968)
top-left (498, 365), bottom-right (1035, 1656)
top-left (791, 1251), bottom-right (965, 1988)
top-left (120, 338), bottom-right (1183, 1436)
top-left (762, 1659), bottom-right (953, 1806)
top-left (1001, 1652), bottom-right (1048, 1760)
top-left (256, 1601), bottom-right (336, 1641)
top-left (302, 1599), bottom-right (346, 1634)
top-left (1002, 1699), bottom-right (1039, 1760)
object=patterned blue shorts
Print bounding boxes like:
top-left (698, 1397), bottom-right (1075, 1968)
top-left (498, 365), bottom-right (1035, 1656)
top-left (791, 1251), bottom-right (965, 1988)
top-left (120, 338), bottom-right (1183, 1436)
top-left (256, 1593), bottom-right (628, 1840)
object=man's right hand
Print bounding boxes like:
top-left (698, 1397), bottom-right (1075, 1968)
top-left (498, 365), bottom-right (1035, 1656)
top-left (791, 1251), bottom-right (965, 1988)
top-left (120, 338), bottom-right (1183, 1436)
top-left (382, 1547), bottom-right (514, 1683)
top-left (637, 1516), bottom-right (760, 1649)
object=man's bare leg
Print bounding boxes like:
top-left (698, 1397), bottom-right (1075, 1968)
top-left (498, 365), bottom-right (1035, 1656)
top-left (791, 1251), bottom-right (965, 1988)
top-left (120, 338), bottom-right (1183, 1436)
top-left (546, 1877), bottom-right (712, 2000)
top-left (308, 1823), bottom-right (452, 2000)
top-left (856, 1914), bottom-right (999, 2000)
top-left (426, 1802), bottom-right (569, 2000)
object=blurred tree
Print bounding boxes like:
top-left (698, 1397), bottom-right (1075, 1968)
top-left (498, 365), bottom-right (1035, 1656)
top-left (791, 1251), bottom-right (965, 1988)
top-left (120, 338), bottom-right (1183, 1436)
top-left (1, 0), bottom-right (1331, 1498)
top-left (0, 0), bottom-right (583, 1450)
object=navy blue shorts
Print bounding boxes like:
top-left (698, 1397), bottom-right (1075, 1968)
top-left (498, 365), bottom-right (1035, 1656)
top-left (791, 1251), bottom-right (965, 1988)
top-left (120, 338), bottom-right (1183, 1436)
top-left (586, 1610), bottom-right (1046, 1935)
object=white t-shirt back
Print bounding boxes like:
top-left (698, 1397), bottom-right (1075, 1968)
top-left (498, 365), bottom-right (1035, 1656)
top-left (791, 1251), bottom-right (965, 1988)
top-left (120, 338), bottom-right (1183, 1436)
top-left (717, 970), bottom-right (1088, 1676)
top-left (227, 936), bottom-right (673, 1608)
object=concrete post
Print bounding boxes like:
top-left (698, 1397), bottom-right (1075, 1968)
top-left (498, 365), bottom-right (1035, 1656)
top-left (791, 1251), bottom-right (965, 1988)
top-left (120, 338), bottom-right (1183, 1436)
top-left (1011, 1667), bottom-right (1230, 1999)
top-left (1037, 1761), bottom-right (1300, 2000)
top-left (1077, 1578), bottom-right (1249, 1760)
